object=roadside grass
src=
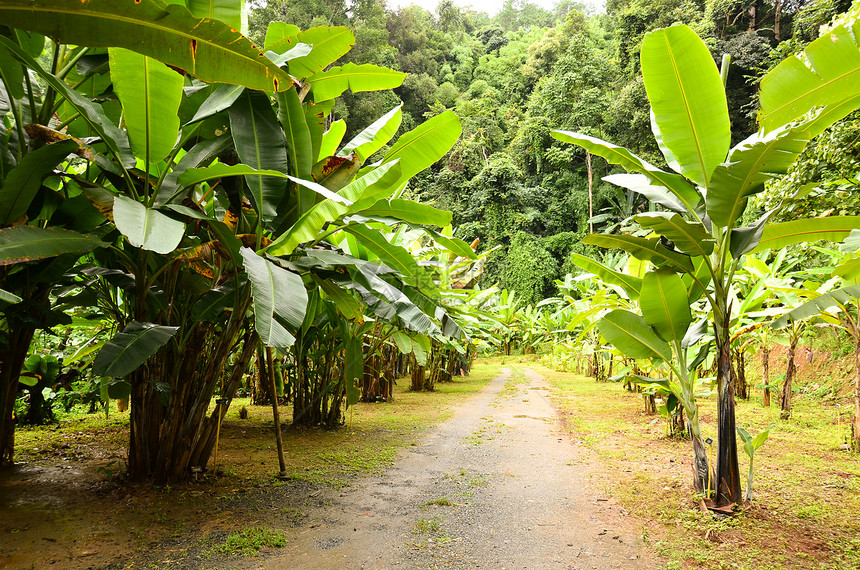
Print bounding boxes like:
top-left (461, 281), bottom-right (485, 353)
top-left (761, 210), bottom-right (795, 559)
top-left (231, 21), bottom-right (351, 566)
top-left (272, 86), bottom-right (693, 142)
top-left (204, 525), bottom-right (287, 557)
top-left (14, 401), bottom-right (129, 462)
top-left (213, 362), bottom-right (498, 487)
top-left (533, 361), bottom-right (860, 570)
top-left (14, 363), bottom-right (497, 488)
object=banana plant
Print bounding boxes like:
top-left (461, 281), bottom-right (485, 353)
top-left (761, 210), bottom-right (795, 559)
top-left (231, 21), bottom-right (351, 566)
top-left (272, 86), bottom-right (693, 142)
top-left (737, 424), bottom-right (772, 503)
top-left (772, 231), bottom-right (860, 448)
top-left (553, 19), bottom-right (860, 506)
top-left (0, 31), bottom-right (129, 464)
top-left (0, 0), bottom-right (464, 481)
top-left (490, 289), bottom-right (524, 355)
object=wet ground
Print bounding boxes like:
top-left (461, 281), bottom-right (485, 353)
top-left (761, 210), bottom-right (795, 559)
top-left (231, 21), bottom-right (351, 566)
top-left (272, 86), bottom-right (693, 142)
top-left (1, 368), bottom-right (660, 569)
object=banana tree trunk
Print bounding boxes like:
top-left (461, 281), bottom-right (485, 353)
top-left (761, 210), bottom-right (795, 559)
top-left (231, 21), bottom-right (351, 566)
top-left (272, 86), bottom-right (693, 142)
top-left (715, 313), bottom-right (741, 506)
top-left (410, 353), bottom-right (424, 391)
top-left (0, 283), bottom-right (52, 465)
top-left (690, 430), bottom-right (711, 494)
top-left (0, 327), bottom-right (37, 465)
top-left (762, 347), bottom-right (771, 407)
top-left (128, 300), bottom-right (252, 482)
top-left (188, 333), bottom-right (258, 469)
top-left (128, 368), bottom-right (165, 480)
top-left (780, 334), bottom-right (799, 420)
top-left (853, 340), bottom-right (860, 452)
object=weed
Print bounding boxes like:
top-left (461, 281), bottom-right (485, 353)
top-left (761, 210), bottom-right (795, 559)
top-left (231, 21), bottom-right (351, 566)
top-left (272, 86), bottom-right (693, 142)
top-left (795, 504), bottom-right (827, 520)
top-left (425, 497), bottom-right (454, 507)
top-left (205, 526), bottom-right (286, 557)
top-left (413, 516), bottom-right (442, 534)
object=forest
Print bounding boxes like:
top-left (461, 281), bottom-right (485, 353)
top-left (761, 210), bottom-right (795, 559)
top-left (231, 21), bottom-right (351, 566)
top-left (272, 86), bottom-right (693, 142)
top-left (1, 0), bottom-right (860, 566)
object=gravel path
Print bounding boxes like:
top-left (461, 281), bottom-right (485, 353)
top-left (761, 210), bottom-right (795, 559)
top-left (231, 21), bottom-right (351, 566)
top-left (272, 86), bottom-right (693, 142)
top-left (258, 367), bottom-right (659, 569)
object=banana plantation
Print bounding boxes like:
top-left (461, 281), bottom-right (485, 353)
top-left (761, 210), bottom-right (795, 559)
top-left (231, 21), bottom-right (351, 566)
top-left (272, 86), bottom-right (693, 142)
top-left (2, 0), bottom-right (860, 567)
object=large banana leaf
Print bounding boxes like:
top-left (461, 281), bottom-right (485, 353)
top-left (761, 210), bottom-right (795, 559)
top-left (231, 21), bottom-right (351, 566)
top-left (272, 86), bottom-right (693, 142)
top-left (156, 135), bottom-right (231, 204)
top-left (599, 309), bottom-right (673, 362)
top-left (772, 284), bottom-right (860, 329)
top-left (603, 173), bottom-right (688, 213)
top-left (176, 163), bottom-right (347, 203)
top-left (339, 105), bottom-right (403, 163)
top-left (185, 0), bottom-right (244, 32)
top-left (640, 268), bottom-right (692, 343)
top-left (0, 226), bottom-right (105, 265)
top-left (0, 39), bottom-right (134, 170)
top-left (730, 208), bottom-right (775, 258)
top-left (802, 93), bottom-right (860, 138)
top-left (641, 25), bottom-right (730, 187)
top-left (635, 212), bottom-right (714, 257)
top-left (348, 277), bottom-right (436, 334)
top-left (240, 247), bottom-right (308, 350)
top-left (682, 256), bottom-right (712, 305)
top-left (583, 234), bottom-right (694, 274)
top-left (265, 24), bottom-right (354, 80)
top-left (752, 216), bottom-right (860, 252)
top-left (265, 161), bottom-right (402, 256)
top-left (229, 90), bottom-right (289, 223)
top-left (296, 250), bottom-right (435, 333)
top-left (759, 20), bottom-right (860, 132)
top-left (92, 321), bottom-right (179, 378)
top-left (184, 83), bottom-right (245, 126)
top-left (113, 196), bottom-right (185, 254)
top-left (570, 253), bottom-right (642, 299)
top-left (308, 63), bottom-right (406, 102)
top-left (276, 86), bottom-right (313, 213)
top-left (191, 281), bottom-right (238, 324)
top-left (311, 154), bottom-right (361, 191)
top-left (343, 225), bottom-right (435, 290)
top-left (1, 0), bottom-right (291, 91)
top-left (0, 40), bottom-right (24, 101)
top-left (0, 289), bottom-right (22, 304)
top-left (109, 48), bottom-right (183, 164)
top-left (288, 175), bottom-right (355, 203)
top-left (380, 110), bottom-right (461, 188)
top-left (706, 126), bottom-right (810, 228)
top-left (552, 131), bottom-right (701, 213)
top-left (420, 227), bottom-right (476, 259)
top-left (318, 120), bottom-right (347, 161)
top-left (0, 140), bottom-right (77, 225)
top-left (315, 277), bottom-right (364, 322)
top-left (352, 200), bottom-right (452, 227)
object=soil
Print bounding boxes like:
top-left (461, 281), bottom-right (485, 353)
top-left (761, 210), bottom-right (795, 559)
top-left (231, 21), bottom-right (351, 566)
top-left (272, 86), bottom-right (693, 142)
top-left (0, 367), bottom-right (660, 569)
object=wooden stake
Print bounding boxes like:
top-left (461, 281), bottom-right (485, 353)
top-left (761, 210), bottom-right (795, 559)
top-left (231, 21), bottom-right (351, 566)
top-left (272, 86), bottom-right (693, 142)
top-left (267, 346), bottom-right (287, 476)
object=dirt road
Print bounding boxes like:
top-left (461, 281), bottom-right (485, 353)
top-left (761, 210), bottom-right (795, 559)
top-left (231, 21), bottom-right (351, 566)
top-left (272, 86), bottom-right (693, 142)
top-left (258, 367), bottom-right (658, 569)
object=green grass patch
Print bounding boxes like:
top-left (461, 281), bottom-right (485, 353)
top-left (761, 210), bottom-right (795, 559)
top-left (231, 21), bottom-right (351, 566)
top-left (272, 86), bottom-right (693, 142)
top-left (205, 526), bottom-right (286, 557)
top-left (424, 497), bottom-right (455, 507)
top-left (531, 360), bottom-right (860, 570)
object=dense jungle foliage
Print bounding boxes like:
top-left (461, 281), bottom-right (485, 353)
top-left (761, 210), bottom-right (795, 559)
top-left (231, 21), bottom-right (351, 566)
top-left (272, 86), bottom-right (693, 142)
top-left (249, 0), bottom-right (858, 305)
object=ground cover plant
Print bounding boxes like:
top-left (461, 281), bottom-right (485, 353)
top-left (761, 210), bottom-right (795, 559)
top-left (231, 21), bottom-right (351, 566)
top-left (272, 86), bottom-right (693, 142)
top-left (537, 358), bottom-right (860, 569)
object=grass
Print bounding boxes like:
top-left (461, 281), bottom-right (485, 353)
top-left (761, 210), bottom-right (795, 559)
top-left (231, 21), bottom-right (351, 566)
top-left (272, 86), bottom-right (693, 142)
top-left (530, 356), bottom-right (860, 570)
top-left (413, 516), bottom-right (442, 534)
top-left (205, 526), bottom-right (287, 557)
top-left (214, 362), bottom-right (499, 486)
top-left (424, 497), bottom-right (455, 507)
